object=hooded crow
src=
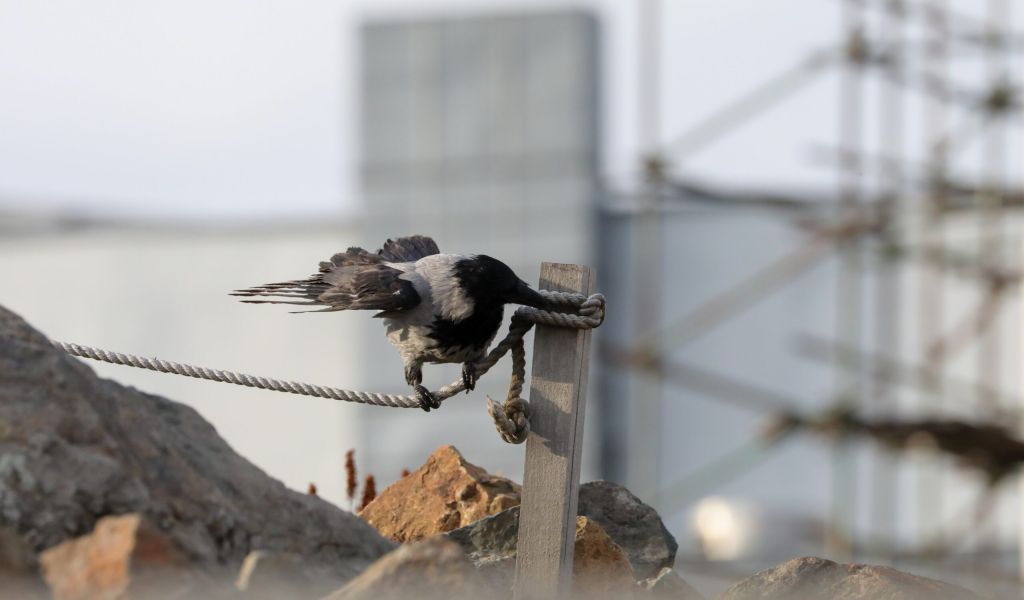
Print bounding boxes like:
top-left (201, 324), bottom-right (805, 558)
top-left (231, 235), bottom-right (547, 411)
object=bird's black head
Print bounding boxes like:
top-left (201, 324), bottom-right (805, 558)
top-left (454, 255), bottom-right (546, 308)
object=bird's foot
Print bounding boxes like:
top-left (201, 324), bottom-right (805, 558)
top-left (461, 362), bottom-right (478, 393)
top-left (414, 385), bottom-right (440, 412)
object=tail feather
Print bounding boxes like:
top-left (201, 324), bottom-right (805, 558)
top-left (288, 306), bottom-right (347, 314)
top-left (238, 299), bottom-right (318, 306)
top-left (230, 274), bottom-right (330, 303)
top-left (231, 271), bottom-right (363, 311)
top-left (237, 297), bottom-right (345, 314)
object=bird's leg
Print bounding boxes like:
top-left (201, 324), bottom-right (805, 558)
top-left (404, 361), bottom-right (423, 387)
top-left (461, 361), bottom-right (478, 393)
top-left (414, 385), bottom-right (440, 412)
top-left (404, 361), bottom-right (438, 412)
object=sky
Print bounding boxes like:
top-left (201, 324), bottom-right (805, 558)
top-left (0, 0), bottom-right (1016, 220)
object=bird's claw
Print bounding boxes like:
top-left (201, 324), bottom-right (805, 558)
top-left (414, 385), bottom-right (440, 412)
top-left (462, 362), bottom-right (478, 393)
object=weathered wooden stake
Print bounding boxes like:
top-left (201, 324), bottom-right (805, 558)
top-left (513, 262), bottom-right (595, 600)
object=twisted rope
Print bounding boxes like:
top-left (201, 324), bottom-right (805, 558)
top-left (52, 291), bottom-right (605, 443)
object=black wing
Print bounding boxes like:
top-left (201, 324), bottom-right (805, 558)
top-left (319, 264), bottom-right (420, 311)
top-left (377, 235), bottom-right (440, 262)
top-left (231, 246), bottom-right (421, 313)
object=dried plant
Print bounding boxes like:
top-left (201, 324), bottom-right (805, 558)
top-left (400, 468), bottom-right (411, 478)
top-left (345, 449), bottom-right (357, 510)
top-left (358, 475), bottom-right (377, 512)
top-left (307, 483), bottom-right (318, 496)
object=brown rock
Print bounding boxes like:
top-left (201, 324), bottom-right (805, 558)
top-left (322, 536), bottom-right (493, 600)
top-left (358, 445), bottom-right (521, 542)
top-left (719, 556), bottom-right (980, 600)
top-left (38, 513), bottom-right (194, 600)
top-left (574, 515), bottom-right (637, 598)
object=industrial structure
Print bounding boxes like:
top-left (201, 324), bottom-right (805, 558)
top-left (3, 1), bottom-right (1024, 596)
top-left (596, 1), bottom-right (1024, 594)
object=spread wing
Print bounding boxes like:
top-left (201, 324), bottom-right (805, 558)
top-left (231, 244), bottom-right (426, 313)
top-left (377, 235), bottom-right (440, 262)
top-left (319, 263), bottom-right (420, 312)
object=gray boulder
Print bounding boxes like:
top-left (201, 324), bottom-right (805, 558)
top-left (579, 480), bottom-right (678, 579)
top-left (720, 556), bottom-right (980, 600)
top-left (446, 505), bottom-right (520, 565)
top-left (0, 304), bottom-right (394, 591)
top-left (445, 506), bottom-right (520, 592)
top-left (446, 480), bottom-right (679, 581)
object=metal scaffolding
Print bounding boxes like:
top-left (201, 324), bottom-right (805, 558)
top-left (600, 0), bottom-right (1024, 591)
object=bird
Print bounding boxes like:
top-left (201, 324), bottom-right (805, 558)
top-left (230, 235), bottom-right (547, 412)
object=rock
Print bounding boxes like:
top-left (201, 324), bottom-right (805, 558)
top-left (358, 445), bottom-right (521, 542)
top-left (445, 504), bottom-right (520, 593)
top-left (446, 506), bottom-right (640, 597)
top-left (236, 550), bottom-right (344, 599)
top-left (578, 481), bottom-right (678, 579)
top-left (0, 525), bottom-right (46, 598)
top-left (360, 446), bottom-right (676, 580)
top-left (445, 504), bottom-right (520, 565)
top-left (0, 524), bottom-right (36, 573)
top-left (38, 513), bottom-right (197, 600)
top-left (638, 567), bottom-right (705, 600)
top-left (573, 515), bottom-right (638, 598)
top-left (323, 536), bottom-right (493, 600)
top-left (0, 305), bottom-right (395, 590)
top-left (720, 556), bottom-right (980, 600)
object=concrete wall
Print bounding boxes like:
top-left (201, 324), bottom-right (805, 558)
top-left (0, 223), bottom-right (368, 508)
top-left (354, 10), bottom-right (603, 485)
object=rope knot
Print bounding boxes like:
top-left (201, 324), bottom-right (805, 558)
top-left (578, 293), bottom-right (606, 326)
top-left (487, 396), bottom-right (531, 444)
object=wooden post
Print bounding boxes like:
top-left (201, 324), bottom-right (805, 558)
top-left (513, 262), bottom-right (595, 600)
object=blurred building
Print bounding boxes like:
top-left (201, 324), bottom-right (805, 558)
top-left (0, 8), bottom-right (604, 513)
top-left (352, 10), bottom-right (602, 484)
top-left (0, 213), bottom-right (365, 505)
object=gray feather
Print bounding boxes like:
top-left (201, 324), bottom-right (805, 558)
top-left (233, 261), bottom-right (420, 313)
top-left (231, 236), bottom-right (439, 313)
top-left (378, 235), bottom-right (440, 263)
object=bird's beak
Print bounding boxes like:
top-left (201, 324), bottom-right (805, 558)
top-left (509, 279), bottom-right (546, 308)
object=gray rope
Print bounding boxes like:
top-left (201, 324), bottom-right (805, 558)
top-left (483, 293), bottom-right (606, 443)
top-left (52, 291), bottom-right (605, 441)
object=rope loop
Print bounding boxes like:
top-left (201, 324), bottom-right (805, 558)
top-left (528, 291), bottom-right (605, 329)
top-left (53, 291), bottom-right (605, 443)
top-left (487, 396), bottom-right (531, 444)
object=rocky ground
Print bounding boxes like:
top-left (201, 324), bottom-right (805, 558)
top-left (0, 304), bottom-right (986, 599)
